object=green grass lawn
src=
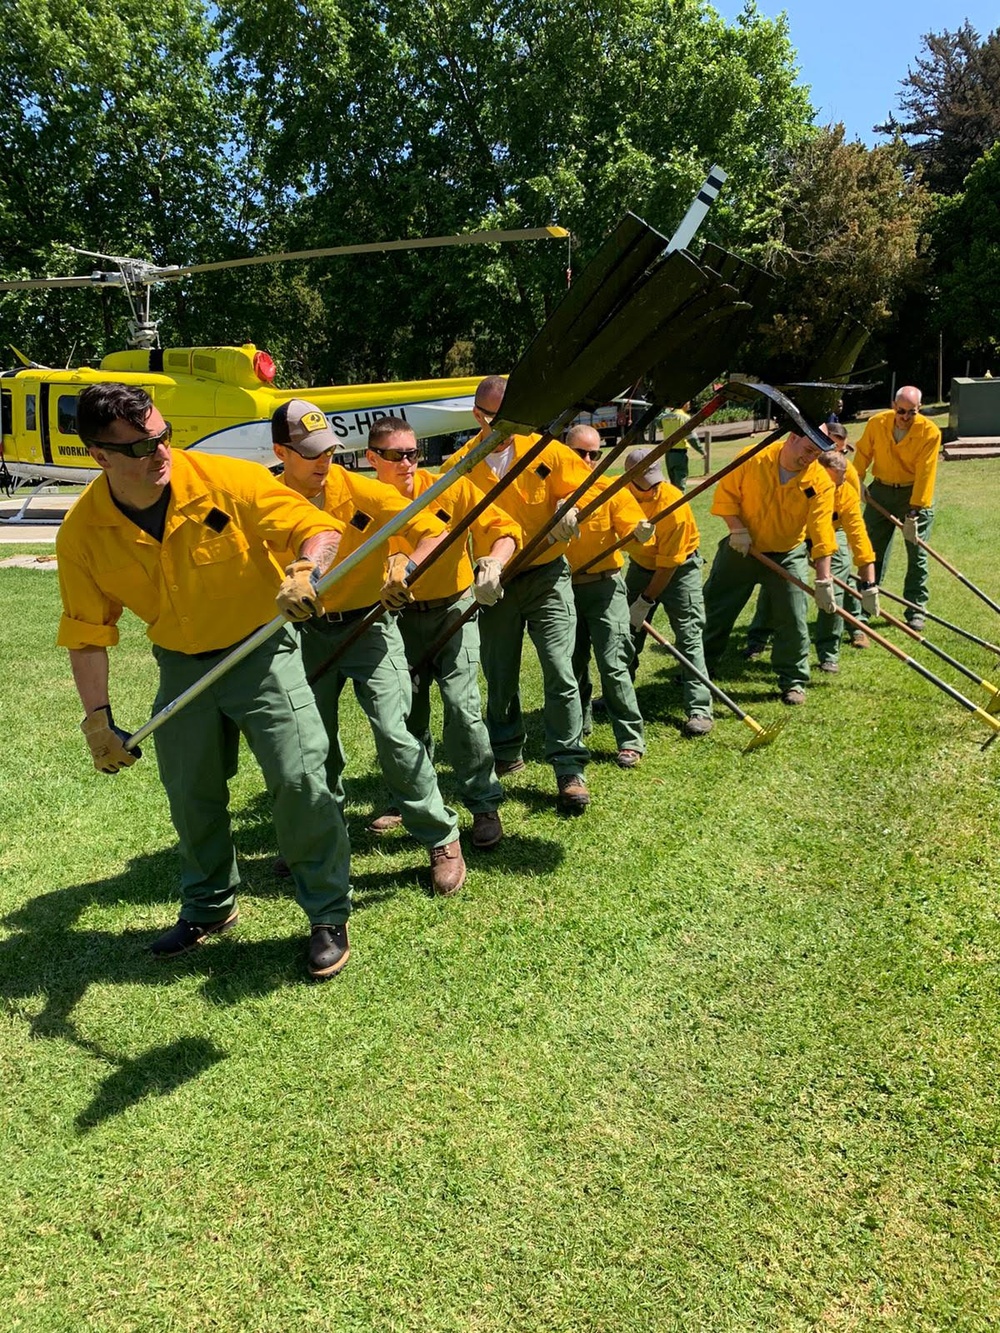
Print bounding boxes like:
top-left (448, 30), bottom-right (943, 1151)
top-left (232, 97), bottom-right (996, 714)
top-left (2, 438), bottom-right (1000, 1330)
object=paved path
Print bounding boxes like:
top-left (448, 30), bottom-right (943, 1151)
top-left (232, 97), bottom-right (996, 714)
top-left (0, 490), bottom-right (77, 544)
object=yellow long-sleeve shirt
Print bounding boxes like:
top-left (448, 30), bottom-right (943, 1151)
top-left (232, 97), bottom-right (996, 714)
top-left (56, 452), bottom-right (343, 654)
top-left (625, 481), bottom-right (700, 570)
top-left (388, 468), bottom-right (522, 600)
top-left (854, 409), bottom-right (940, 509)
top-left (833, 462), bottom-right (876, 568)
top-left (567, 475), bottom-right (647, 575)
top-left (270, 466), bottom-right (445, 612)
top-left (711, 439), bottom-right (838, 559)
top-left (446, 431), bottom-right (593, 570)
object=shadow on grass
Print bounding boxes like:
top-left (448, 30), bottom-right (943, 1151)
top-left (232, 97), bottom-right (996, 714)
top-left (74, 1036), bottom-right (228, 1132)
top-left (2, 806), bottom-right (566, 1129)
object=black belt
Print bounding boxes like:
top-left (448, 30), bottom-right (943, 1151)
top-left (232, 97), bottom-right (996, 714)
top-left (571, 569), bottom-right (616, 586)
top-left (873, 479), bottom-right (911, 489)
top-left (309, 603), bottom-right (380, 628)
top-left (405, 589), bottom-right (470, 613)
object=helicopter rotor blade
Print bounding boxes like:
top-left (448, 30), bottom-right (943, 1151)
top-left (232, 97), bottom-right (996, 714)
top-left (0, 226), bottom-right (570, 292)
top-left (145, 226), bottom-right (571, 282)
top-left (0, 273), bottom-right (129, 291)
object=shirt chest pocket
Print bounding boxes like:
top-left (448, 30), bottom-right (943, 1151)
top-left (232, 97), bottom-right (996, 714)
top-left (588, 504), bottom-right (612, 535)
top-left (91, 548), bottom-right (157, 611)
top-left (515, 470), bottom-right (550, 512)
top-left (189, 528), bottom-right (251, 598)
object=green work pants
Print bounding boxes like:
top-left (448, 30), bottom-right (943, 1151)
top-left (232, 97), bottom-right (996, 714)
top-left (625, 554), bottom-right (713, 718)
top-left (301, 614), bottom-right (459, 848)
top-left (478, 557), bottom-right (589, 777)
top-left (703, 538), bottom-right (811, 690)
top-left (862, 479), bottom-right (934, 619)
top-left (397, 594), bottom-right (502, 814)
top-left (666, 449), bottom-right (690, 492)
top-left (151, 627), bottom-right (351, 927)
top-left (571, 573), bottom-right (645, 753)
top-left (747, 529), bottom-right (858, 665)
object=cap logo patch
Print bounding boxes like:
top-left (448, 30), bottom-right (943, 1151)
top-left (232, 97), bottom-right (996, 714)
top-left (301, 410), bottom-right (327, 434)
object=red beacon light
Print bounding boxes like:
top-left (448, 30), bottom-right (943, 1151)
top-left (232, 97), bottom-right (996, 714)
top-left (253, 350), bottom-right (276, 383)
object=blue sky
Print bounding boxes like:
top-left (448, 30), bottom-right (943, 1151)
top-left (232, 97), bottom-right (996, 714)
top-left (712, 2), bottom-right (1000, 144)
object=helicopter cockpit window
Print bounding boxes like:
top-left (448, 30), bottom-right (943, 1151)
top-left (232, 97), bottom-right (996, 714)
top-left (1, 391), bottom-right (11, 437)
top-left (58, 396), bottom-right (78, 434)
top-left (25, 394), bottom-right (36, 431)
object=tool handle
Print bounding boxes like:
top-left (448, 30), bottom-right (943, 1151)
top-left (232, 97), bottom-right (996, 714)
top-left (573, 420), bottom-right (784, 577)
top-left (752, 550), bottom-right (1000, 730)
top-left (833, 574), bottom-right (995, 694)
top-left (863, 487), bottom-right (1000, 618)
top-left (640, 619), bottom-right (749, 722)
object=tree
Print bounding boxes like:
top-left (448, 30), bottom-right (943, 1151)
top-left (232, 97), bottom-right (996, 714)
top-left (745, 126), bottom-right (930, 376)
top-left (0, 0), bottom-right (236, 364)
top-left (928, 143), bottom-right (1000, 356)
top-left (877, 22), bottom-right (1000, 194)
top-left (218, 0), bottom-right (816, 382)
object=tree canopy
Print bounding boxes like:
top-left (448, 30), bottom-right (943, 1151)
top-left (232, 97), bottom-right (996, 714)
top-left (1, 0), bottom-right (819, 381)
top-left (877, 22), bottom-right (1000, 195)
top-left (0, 0), bottom-right (942, 394)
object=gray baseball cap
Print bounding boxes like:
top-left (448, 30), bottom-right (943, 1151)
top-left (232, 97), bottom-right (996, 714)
top-left (271, 399), bottom-right (339, 458)
top-left (624, 447), bottom-right (664, 489)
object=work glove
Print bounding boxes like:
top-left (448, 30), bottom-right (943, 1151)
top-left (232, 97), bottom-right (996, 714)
top-left (81, 705), bottom-right (141, 774)
top-left (473, 556), bottom-right (505, 607)
top-left (633, 519), bottom-right (656, 545)
top-left (629, 595), bottom-right (656, 633)
top-left (728, 527), bottom-right (752, 557)
top-left (814, 578), bottom-right (837, 615)
top-left (276, 558), bottom-right (322, 621)
top-left (903, 510), bottom-right (920, 544)
top-left (380, 553), bottom-right (415, 609)
top-left (858, 583), bottom-right (880, 617)
top-left (549, 506), bottom-right (580, 543)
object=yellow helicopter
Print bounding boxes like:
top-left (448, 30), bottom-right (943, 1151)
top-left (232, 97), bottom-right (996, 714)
top-left (0, 226), bottom-right (568, 508)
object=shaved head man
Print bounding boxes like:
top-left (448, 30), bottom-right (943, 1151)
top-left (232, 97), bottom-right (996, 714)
top-left (854, 384), bottom-right (941, 631)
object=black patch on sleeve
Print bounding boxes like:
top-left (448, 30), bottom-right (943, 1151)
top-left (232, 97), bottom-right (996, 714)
top-left (435, 508), bottom-right (451, 523)
top-left (204, 506), bottom-right (231, 533)
top-left (832, 510), bottom-right (840, 521)
top-left (803, 486), bottom-right (816, 498)
top-left (350, 510), bottom-right (372, 531)
top-left (534, 463), bottom-right (551, 479)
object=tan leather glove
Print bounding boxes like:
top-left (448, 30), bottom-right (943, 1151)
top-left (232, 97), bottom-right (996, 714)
top-left (380, 553), bottom-right (415, 609)
top-left (276, 559), bottom-right (322, 621)
top-left (633, 519), bottom-right (656, 545)
top-left (549, 506), bottom-right (581, 543)
top-left (859, 583), bottom-right (880, 617)
top-left (814, 578), bottom-right (837, 615)
top-left (81, 705), bottom-right (141, 774)
top-left (728, 527), bottom-right (752, 557)
top-left (473, 556), bottom-right (505, 606)
top-left (903, 510), bottom-right (920, 544)
top-left (629, 595), bottom-right (655, 633)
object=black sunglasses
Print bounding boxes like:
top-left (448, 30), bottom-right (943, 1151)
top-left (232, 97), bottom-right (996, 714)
top-left (370, 445), bottom-right (421, 463)
top-left (81, 422), bottom-right (172, 457)
top-left (573, 447), bottom-right (602, 461)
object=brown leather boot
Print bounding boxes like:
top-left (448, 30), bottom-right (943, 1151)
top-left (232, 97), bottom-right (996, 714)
top-left (429, 839), bottom-right (466, 896)
top-left (367, 808), bottom-right (403, 834)
top-left (471, 810), bottom-right (503, 849)
top-left (556, 773), bottom-right (590, 814)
